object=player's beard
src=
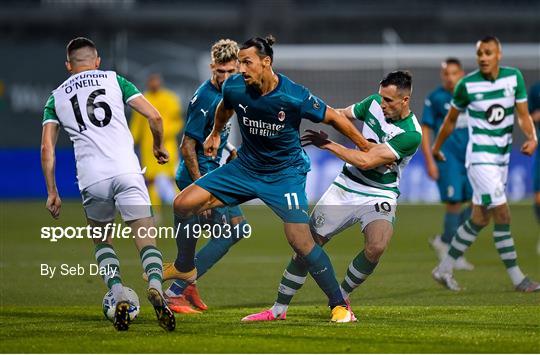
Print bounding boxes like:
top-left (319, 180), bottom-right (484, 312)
top-left (245, 78), bottom-right (263, 94)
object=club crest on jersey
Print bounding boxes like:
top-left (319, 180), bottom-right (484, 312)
top-left (277, 110), bottom-right (286, 121)
top-left (308, 94), bottom-right (321, 110)
top-left (503, 85), bottom-right (515, 97)
top-left (314, 213), bottom-right (325, 228)
top-left (485, 104), bottom-right (505, 125)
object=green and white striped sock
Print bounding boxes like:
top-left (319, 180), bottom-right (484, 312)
top-left (449, 220), bottom-right (482, 259)
top-left (439, 219), bottom-right (483, 273)
top-left (340, 250), bottom-right (378, 296)
top-left (272, 257), bottom-right (308, 317)
top-left (94, 243), bottom-right (123, 300)
top-left (140, 245), bottom-right (164, 292)
top-left (494, 224), bottom-right (525, 286)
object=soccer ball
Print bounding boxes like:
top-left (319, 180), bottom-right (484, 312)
top-left (102, 286), bottom-right (140, 322)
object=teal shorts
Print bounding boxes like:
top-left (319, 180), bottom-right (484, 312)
top-left (195, 159), bottom-right (309, 223)
top-left (436, 149), bottom-right (473, 203)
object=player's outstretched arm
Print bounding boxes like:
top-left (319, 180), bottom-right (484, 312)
top-left (432, 106), bottom-right (460, 161)
top-left (515, 101), bottom-right (538, 156)
top-left (128, 95), bottom-right (169, 164)
top-left (336, 105), bottom-right (356, 122)
top-left (41, 123), bottom-right (61, 219)
top-left (322, 106), bottom-right (372, 151)
top-left (301, 129), bottom-right (395, 170)
top-left (203, 100), bottom-right (234, 157)
top-left (180, 135), bottom-right (202, 181)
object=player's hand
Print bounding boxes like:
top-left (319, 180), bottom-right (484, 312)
top-left (203, 132), bottom-right (221, 158)
top-left (520, 139), bottom-right (538, 156)
top-left (301, 129), bottom-right (332, 149)
top-left (426, 160), bottom-right (439, 180)
top-left (432, 147), bottom-right (446, 162)
top-left (226, 149), bottom-right (238, 163)
top-left (46, 192), bottom-right (62, 219)
top-left (153, 145), bottom-right (169, 164)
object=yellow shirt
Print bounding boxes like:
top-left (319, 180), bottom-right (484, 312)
top-left (130, 88), bottom-right (183, 179)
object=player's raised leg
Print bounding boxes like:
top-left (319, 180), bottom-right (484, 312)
top-left (172, 183), bottom-right (226, 280)
top-left (433, 204), bottom-right (488, 291)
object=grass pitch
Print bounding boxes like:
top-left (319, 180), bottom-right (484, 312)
top-left (1, 201), bottom-right (539, 353)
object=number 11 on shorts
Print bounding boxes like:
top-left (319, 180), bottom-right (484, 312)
top-left (284, 192), bottom-right (299, 210)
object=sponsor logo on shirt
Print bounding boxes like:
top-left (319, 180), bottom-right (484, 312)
top-left (485, 104), bottom-right (505, 125)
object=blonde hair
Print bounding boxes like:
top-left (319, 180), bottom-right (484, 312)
top-left (211, 39), bottom-right (239, 64)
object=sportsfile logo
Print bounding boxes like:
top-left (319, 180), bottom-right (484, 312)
top-left (40, 222), bottom-right (252, 243)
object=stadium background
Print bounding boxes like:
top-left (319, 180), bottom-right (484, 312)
top-left (1, 0), bottom-right (539, 202)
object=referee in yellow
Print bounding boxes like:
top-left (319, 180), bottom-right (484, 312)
top-left (131, 73), bottom-right (183, 221)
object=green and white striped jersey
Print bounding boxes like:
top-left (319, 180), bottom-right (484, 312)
top-left (342, 94), bottom-right (422, 196)
top-left (451, 66), bottom-right (528, 166)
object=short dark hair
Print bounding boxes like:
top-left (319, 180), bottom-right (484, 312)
top-left (380, 70), bottom-right (412, 94)
top-left (479, 35), bottom-right (501, 48)
top-left (240, 35), bottom-right (276, 63)
top-left (66, 37), bottom-right (97, 58)
top-left (444, 57), bottom-right (462, 68)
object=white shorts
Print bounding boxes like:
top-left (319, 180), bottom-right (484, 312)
top-left (467, 164), bottom-right (508, 208)
top-left (309, 175), bottom-right (397, 240)
top-left (81, 173), bottom-right (152, 222)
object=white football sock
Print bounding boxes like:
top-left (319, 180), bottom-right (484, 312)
top-left (271, 302), bottom-right (288, 317)
top-left (507, 266), bottom-right (525, 286)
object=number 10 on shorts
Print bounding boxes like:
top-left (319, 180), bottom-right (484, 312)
top-left (284, 192), bottom-right (299, 210)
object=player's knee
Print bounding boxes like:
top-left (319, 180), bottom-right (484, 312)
top-left (493, 211), bottom-right (511, 224)
top-left (289, 239), bottom-right (314, 257)
top-left (365, 242), bottom-right (387, 262)
top-left (173, 192), bottom-right (194, 217)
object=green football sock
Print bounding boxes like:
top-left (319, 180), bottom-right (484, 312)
top-left (140, 245), bottom-right (163, 292)
top-left (493, 224), bottom-right (525, 285)
top-left (94, 242), bottom-right (122, 289)
top-left (340, 250), bottom-right (378, 295)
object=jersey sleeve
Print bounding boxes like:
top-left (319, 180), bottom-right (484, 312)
top-left (183, 93), bottom-right (209, 143)
top-left (421, 95), bottom-right (435, 129)
top-left (116, 74), bottom-right (142, 103)
top-left (514, 69), bottom-right (528, 103)
top-left (42, 94), bottom-right (59, 125)
top-left (352, 95), bottom-right (376, 122)
top-left (451, 79), bottom-right (469, 111)
top-left (385, 131), bottom-right (422, 160)
top-left (299, 88), bottom-right (327, 123)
